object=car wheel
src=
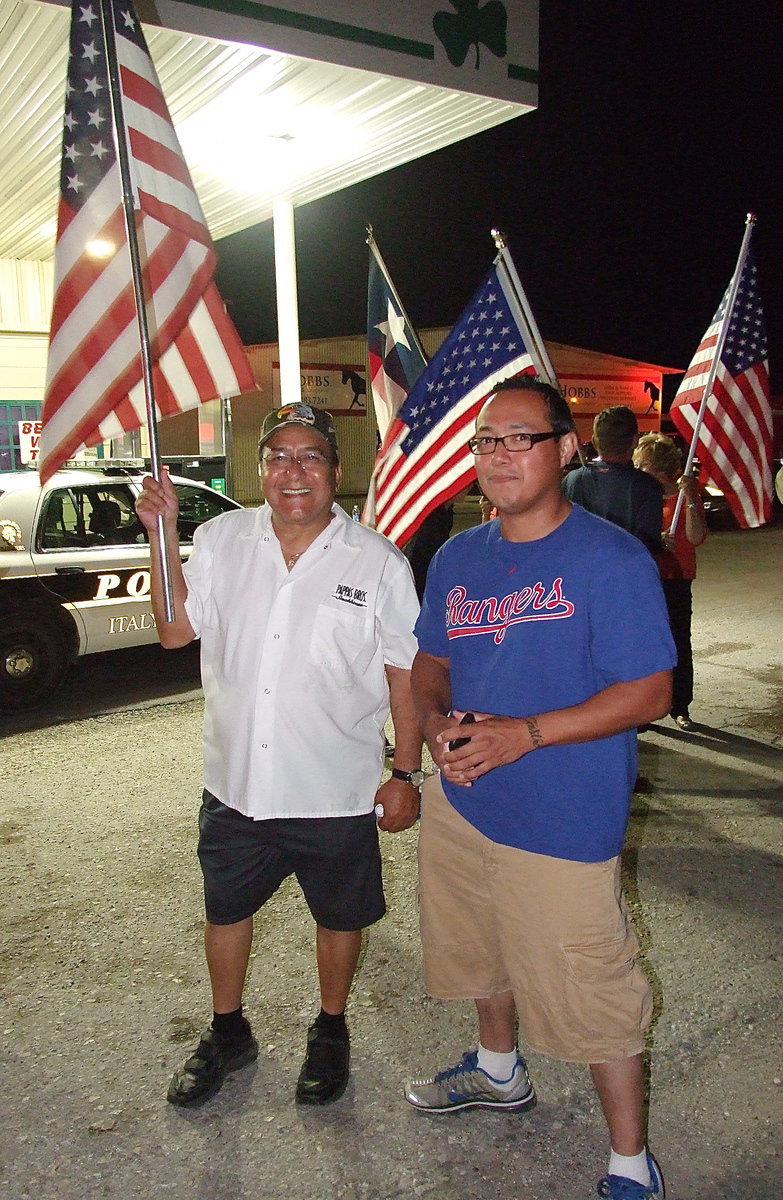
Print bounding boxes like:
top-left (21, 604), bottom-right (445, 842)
top-left (0, 609), bottom-right (70, 710)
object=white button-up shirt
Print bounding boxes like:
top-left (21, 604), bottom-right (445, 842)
top-left (183, 503), bottom-right (419, 819)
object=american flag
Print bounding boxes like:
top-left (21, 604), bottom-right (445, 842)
top-left (372, 261), bottom-right (536, 547)
top-left (40, 0), bottom-right (255, 482)
top-left (670, 243), bottom-right (773, 529)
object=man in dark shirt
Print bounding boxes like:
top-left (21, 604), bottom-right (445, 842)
top-left (403, 487), bottom-right (471, 601)
top-left (562, 406), bottom-right (663, 554)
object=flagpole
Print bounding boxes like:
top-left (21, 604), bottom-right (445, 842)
top-left (98, 0), bottom-right (174, 621)
top-left (669, 212), bottom-right (756, 536)
top-left (491, 229), bottom-right (585, 466)
top-left (491, 229), bottom-right (556, 381)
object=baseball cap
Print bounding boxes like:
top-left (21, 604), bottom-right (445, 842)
top-left (257, 403), bottom-right (338, 457)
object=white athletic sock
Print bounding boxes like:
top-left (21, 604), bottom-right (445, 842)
top-left (476, 1044), bottom-right (519, 1084)
top-left (608, 1148), bottom-right (651, 1187)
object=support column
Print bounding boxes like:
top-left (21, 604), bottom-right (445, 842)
top-left (273, 199), bottom-right (301, 408)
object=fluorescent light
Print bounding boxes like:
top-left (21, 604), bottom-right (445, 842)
top-left (178, 71), bottom-right (369, 198)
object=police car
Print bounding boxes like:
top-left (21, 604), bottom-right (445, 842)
top-left (0, 463), bottom-right (241, 709)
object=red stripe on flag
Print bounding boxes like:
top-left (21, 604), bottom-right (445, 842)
top-left (137, 190), bottom-right (214, 252)
top-left (46, 285), bottom-right (140, 418)
top-left (119, 63), bottom-right (171, 124)
top-left (375, 402), bottom-right (481, 529)
top-left (392, 466), bottom-right (476, 549)
top-left (129, 125), bottom-right (200, 194)
top-left (202, 281), bottom-right (256, 381)
top-left (162, 321), bottom-right (215, 411)
top-left (48, 206), bottom-right (128, 338)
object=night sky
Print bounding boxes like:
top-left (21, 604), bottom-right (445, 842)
top-left (214, 2), bottom-right (782, 404)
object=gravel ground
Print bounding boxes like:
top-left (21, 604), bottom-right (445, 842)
top-left (1, 523), bottom-right (781, 1200)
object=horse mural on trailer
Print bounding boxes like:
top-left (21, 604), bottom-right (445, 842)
top-left (643, 380), bottom-right (660, 415)
top-left (342, 369), bottom-right (367, 410)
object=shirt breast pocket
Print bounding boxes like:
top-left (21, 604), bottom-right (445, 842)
top-left (308, 604), bottom-right (373, 688)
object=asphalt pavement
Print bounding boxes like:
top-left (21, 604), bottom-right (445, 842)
top-left (1, 519), bottom-right (781, 1200)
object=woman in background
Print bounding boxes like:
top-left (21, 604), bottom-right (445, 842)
top-left (633, 433), bottom-right (707, 731)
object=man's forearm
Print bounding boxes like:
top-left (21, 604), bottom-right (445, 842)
top-left (529, 670), bottom-right (672, 749)
top-left (438, 670), bottom-right (673, 785)
top-left (148, 525), bottom-right (195, 648)
top-left (385, 665), bottom-right (422, 769)
top-left (410, 651), bottom-right (452, 741)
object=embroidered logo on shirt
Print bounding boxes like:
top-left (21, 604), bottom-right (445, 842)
top-left (446, 579), bottom-right (575, 644)
top-left (333, 583), bottom-right (368, 608)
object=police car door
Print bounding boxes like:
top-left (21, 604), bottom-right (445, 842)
top-left (31, 482), bottom-right (155, 655)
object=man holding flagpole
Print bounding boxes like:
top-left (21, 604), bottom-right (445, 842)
top-left (406, 376), bottom-right (675, 1199)
top-left (136, 403), bottom-right (421, 1108)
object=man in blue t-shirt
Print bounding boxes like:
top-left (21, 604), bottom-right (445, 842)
top-left (406, 377), bottom-right (675, 1200)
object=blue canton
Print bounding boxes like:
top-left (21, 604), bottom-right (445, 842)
top-left (60, 1), bottom-right (147, 208)
top-left (397, 264), bottom-right (532, 455)
top-left (713, 248), bottom-right (768, 375)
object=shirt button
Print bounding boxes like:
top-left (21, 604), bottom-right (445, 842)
top-left (264, 688), bottom-right (270, 694)
top-left (261, 743), bottom-right (268, 749)
top-left (273, 634), bottom-right (280, 640)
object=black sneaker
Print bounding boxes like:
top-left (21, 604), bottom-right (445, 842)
top-left (295, 1020), bottom-right (350, 1105)
top-left (166, 1025), bottom-right (258, 1107)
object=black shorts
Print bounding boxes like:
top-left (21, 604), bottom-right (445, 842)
top-left (197, 791), bottom-right (386, 929)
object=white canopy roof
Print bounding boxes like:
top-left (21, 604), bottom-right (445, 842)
top-left (0, 0), bottom-right (537, 262)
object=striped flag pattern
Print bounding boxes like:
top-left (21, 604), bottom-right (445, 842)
top-left (40, 0), bottom-right (255, 482)
top-left (670, 245), bottom-right (773, 528)
top-left (372, 262), bottom-right (536, 547)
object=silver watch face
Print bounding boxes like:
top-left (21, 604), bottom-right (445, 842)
top-left (393, 768), bottom-right (425, 788)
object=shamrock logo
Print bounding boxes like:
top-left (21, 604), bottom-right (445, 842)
top-left (433, 0), bottom-right (508, 70)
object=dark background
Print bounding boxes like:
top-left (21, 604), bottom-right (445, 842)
top-left (214, 1), bottom-right (782, 401)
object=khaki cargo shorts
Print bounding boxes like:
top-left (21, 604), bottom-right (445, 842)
top-left (418, 776), bottom-right (653, 1063)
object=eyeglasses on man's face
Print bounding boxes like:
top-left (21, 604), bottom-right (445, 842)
top-left (468, 430), bottom-right (560, 455)
top-left (261, 449), bottom-right (334, 472)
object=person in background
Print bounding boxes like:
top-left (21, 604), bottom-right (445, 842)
top-left (633, 433), bottom-right (707, 731)
top-left (136, 403), bottom-right (422, 1110)
top-left (563, 405), bottom-right (663, 555)
top-left (403, 486), bottom-right (471, 601)
top-left (407, 376), bottom-right (675, 1200)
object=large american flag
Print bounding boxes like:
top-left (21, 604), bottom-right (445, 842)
top-left (40, 0), bottom-right (255, 482)
top-left (372, 261), bottom-right (536, 547)
top-left (670, 243), bottom-right (773, 528)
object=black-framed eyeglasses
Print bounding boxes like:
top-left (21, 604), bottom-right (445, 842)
top-left (468, 431), bottom-right (560, 455)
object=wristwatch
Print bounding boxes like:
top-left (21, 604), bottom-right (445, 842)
top-left (391, 768), bottom-right (425, 788)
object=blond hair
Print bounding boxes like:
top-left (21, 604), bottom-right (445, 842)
top-left (633, 432), bottom-right (683, 481)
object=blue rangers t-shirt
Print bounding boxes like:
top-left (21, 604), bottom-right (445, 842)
top-left (414, 505), bottom-right (676, 862)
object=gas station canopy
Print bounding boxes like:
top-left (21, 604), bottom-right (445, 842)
top-left (0, 0), bottom-right (539, 262)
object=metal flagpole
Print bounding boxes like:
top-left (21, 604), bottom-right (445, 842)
top-left (669, 212), bottom-right (756, 536)
top-left (491, 228), bottom-right (586, 465)
top-left (98, 0), bottom-right (175, 621)
top-left (491, 229), bottom-right (557, 381)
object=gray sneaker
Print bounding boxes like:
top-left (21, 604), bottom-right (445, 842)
top-left (404, 1049), bottom-right (536, 1113)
